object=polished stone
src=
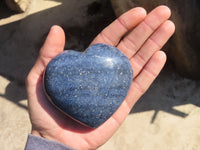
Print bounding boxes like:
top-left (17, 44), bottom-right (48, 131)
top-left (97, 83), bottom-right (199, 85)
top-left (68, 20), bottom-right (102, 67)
top-left (44, 43), bottom-right (133, 128)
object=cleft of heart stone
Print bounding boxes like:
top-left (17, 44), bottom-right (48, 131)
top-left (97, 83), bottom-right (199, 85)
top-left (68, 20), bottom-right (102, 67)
top-left (43, 43), bottom-right (133, 128)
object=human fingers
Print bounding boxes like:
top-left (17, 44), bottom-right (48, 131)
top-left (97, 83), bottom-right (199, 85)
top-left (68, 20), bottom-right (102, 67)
top-left (126, 51), bottom-right (166, 107)
top-left (130, 20), bottom-right (175, 77)
top-left (90, 7), bottom-right (146, 46)
top-left (26, 25), bottom-right (65, 89)
top-left (39, 25), bottom-right (65, 67)
top-left (110, 51), bottom-right (166, 126)
top-left (117, 5), bottom-right (171, 58)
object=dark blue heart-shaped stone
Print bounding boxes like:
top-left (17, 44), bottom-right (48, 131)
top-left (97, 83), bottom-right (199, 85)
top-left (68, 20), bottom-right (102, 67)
top-left (44, 43), bottom-right (133, 128)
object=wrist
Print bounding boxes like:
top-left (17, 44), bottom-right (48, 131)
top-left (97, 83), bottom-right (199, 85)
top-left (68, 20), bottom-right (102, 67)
top-left (31, 130), bottom-right (42, 137)
top-left (31, 129), bottom-right (67, 147)
top-left (25, 134), bottom-right (76, 150)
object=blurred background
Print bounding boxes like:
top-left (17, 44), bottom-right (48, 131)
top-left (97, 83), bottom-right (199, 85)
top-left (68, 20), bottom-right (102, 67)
top-left (0, 0), bottom-right (200, 149)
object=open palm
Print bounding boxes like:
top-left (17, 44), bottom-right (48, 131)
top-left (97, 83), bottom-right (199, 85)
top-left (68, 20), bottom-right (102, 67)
top-left (26, 6), bottom-right (175, 150)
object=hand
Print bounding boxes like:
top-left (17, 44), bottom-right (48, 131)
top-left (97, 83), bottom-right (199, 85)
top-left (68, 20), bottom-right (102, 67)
top-left (26, 6), bottom-right (175, 150)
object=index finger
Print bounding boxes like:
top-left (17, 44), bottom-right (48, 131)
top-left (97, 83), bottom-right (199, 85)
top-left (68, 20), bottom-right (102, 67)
top-left (90, 7), bottom-right (147, 46)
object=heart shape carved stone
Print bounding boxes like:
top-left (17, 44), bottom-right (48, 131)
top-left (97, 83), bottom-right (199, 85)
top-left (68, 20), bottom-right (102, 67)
top-left (44, 44), bottom-right (133, 128)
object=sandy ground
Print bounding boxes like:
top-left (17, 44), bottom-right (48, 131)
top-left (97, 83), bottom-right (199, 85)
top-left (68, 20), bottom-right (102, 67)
top-left (0, 0), bottom-right (200, 149)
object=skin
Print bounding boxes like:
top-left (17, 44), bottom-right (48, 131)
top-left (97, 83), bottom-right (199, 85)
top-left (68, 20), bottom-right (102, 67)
top-left (26, 5), bottom-right (175, 150)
